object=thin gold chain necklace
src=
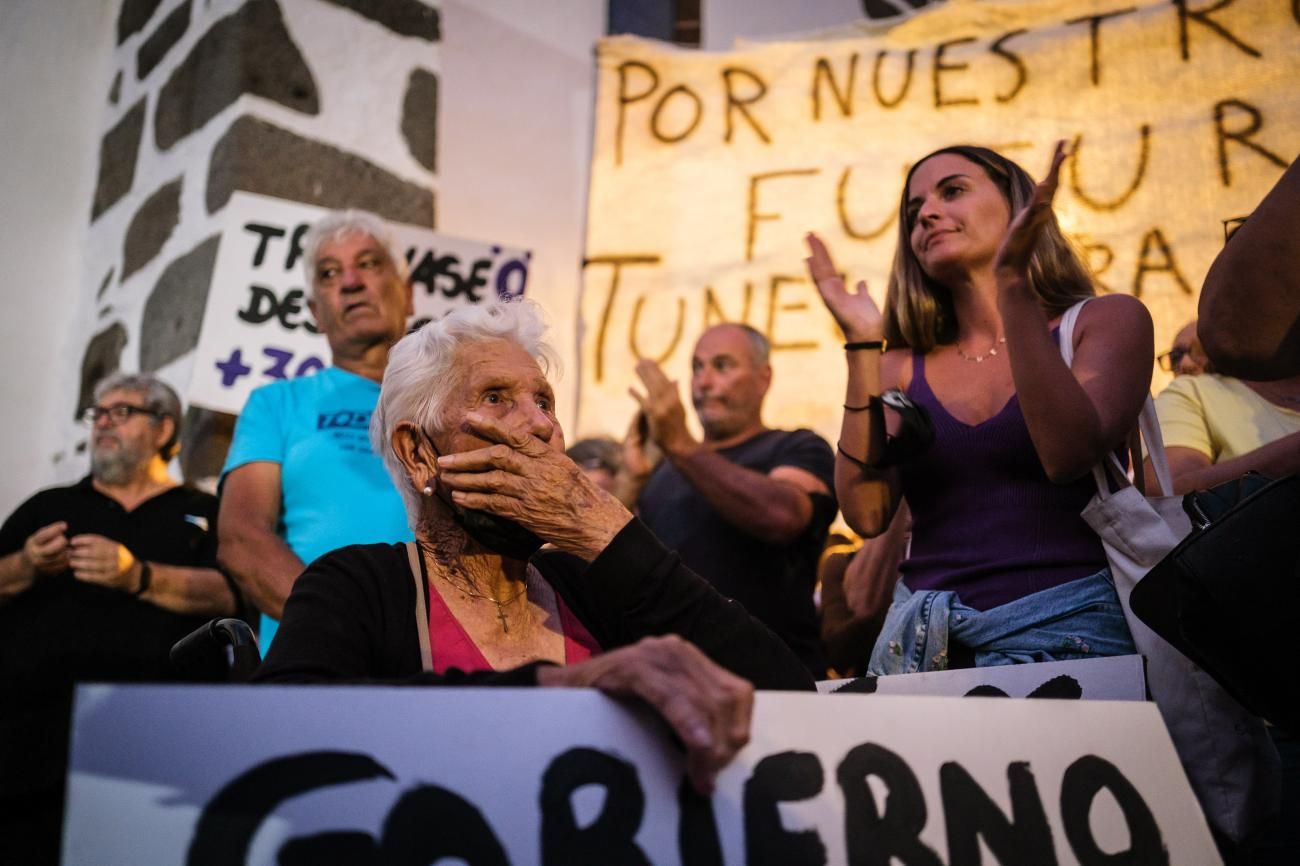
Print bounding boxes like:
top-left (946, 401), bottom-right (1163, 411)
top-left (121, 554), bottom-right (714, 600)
top-left (438, 568), bottom-right (533, 633)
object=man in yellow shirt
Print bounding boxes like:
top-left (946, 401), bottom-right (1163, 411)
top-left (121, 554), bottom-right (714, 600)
top-left (1151, 365), bottom-right (1300, 494)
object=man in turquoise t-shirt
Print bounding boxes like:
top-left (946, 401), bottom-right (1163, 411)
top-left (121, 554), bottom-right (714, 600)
top-left (219, 210), bottom-right (415, 647)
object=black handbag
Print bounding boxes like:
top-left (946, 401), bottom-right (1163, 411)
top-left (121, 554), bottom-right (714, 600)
top-left (1130, 471), bottom-right (1300, 732)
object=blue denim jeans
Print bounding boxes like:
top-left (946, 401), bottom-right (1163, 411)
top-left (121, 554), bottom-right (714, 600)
top-left (867, 567), bottom-right (1136, 675)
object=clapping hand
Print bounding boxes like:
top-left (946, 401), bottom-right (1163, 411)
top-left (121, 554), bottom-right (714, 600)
top-left (994, 140), bottom-right (1068, 294)
top-left (805, 232), bottom-right (883, 342)
top-left (629, 358), bottom-right (698, 459)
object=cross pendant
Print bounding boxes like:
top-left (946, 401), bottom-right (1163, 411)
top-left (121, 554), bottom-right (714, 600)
top-left (496, 604), bottom-right (510, 633)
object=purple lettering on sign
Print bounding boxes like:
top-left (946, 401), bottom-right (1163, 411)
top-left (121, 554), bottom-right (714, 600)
top-left (215, 348), bottom-right (253, 387)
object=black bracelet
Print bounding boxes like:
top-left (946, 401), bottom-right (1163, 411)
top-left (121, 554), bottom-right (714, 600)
top-left (843, 396), bottom-right (883, 412)
top-left (836, 443), bottom-right (872, 470)
top-left (134, 562), bottom-right (152, 596)
top-left (844, 339), bottom-right (887, 352)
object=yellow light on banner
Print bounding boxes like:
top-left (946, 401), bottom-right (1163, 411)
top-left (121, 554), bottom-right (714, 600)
top-left (581, 3), bottom-right (1300, 445)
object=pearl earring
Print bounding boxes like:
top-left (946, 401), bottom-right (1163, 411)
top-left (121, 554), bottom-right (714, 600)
top-left (422, 485), bottom-right (433, 496)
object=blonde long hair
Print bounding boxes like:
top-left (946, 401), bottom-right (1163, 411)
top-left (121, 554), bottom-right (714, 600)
top-left (883, 145), bottom-right (1095, 352)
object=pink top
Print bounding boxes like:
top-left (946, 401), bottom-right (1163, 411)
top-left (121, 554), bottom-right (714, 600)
top-left (426, 580), bottom-right (602, 674)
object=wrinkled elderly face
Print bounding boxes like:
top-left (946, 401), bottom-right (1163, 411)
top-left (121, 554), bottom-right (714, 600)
top-left (906, 153), bottom-right (1012, 282)
top-left (308, 232), bottom-right (412, 351)
top-left (89, 388), bottom-right (167, 482)
top-left (435, 339), bottom-right (564, 456)
top-left (691, 325), bottom-right (770, 441)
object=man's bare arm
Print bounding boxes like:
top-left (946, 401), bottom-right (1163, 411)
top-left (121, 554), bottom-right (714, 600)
top-left (1145, 437), bottom-right (1300, 496)
top-left (665, 447), bottom-right (829, 546)
top-left (628, 357), bottom-right (830, 544)
top-left (0, 551), bottom-right (37, 602)
top-left (1199, 156), bottom-right (1300, 380)
top-left (139, 563), bottom-right (237, 615)
top-left (65, 531), bottom-right (237, 616)
top-left (218, 462), bottom-right (305, 620)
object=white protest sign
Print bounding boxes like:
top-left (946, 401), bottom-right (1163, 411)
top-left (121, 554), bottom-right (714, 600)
top-left (579, 0), bottom-right (1300, 443)
top-left (188, 192), bottom-right (532, 415)
top-left (65, 684), bottom-right (1219, 865)
top-left (818, 654), bottom-right (1147, 699)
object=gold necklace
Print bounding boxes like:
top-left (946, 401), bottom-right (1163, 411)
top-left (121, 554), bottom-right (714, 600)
top-left (955, 335), bottom-right (1006, 363)
top-left (439, 570), bottom-right (531, 633)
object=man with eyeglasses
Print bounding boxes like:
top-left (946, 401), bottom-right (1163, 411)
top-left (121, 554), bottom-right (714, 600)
top-left (1150, 281), bottom-right (1300, 501)
top-left (218, 210), bottom-right (415, 649)
top-left (0, 372), bottom-right (236, 865)
top-left (1158, 320), bottom-right (1213, 378)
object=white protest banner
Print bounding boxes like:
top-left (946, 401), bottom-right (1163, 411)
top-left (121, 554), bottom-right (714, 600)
top-left (64, 684), bottom-right (1219, 864)
top-left (819, 654), bottom-right (1147, 699)
top-left (189, 192), bottom-right (532, 415)
top-left (578, 0), bottom-right (1299, 442)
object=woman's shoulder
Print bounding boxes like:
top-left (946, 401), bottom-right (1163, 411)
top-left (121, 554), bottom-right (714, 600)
top-left (1070, 293), bottom-right (1153, 356)
top-left (1076, 293), bottom-right (1152, 329)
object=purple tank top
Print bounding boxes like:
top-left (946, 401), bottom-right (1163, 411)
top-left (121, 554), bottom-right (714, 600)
top-left (898, 339), bottom-right (1108, 610)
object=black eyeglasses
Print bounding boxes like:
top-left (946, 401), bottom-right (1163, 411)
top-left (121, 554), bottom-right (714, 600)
top-left (1157, 347), bottom-right (1189, 372)
top-left (82, 404), bottom-right (161, 425)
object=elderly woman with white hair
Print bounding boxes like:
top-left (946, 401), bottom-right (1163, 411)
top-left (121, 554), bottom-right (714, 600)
top-left (255, 299), bottom-right (813, 791)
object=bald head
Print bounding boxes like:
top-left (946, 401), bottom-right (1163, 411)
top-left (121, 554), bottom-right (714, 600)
top-left (690, 324), bottom-right (772, 442)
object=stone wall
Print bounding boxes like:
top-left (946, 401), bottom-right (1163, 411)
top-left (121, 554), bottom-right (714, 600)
top-left (57, 0), bottom-right (439, 483)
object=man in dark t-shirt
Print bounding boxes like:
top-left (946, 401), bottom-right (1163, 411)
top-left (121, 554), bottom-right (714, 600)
top-left (0, 373), bottom-right (237, 866)
top-left (628, 324), bottom-right (836, 675)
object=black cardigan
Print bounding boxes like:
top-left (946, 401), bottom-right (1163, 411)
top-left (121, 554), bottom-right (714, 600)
top-left (255, 518), bottom-right (814, 691)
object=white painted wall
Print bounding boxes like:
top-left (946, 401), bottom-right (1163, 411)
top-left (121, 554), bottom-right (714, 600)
top-left (437, 0), bottom-right (606, 437)
top-left (702, 0), bottom-right (865, 49)
top-left (0, 0), bottom-right (117, 517)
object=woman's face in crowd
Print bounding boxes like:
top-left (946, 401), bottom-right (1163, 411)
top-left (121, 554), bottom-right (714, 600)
top-left (437, 339), bottom-right (565, 457)
top-left (905, 153), bottom-right (1012, 282)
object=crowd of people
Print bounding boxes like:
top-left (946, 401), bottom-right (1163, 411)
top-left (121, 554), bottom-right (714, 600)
top-left (1, 146), bottom-right (1296, 864)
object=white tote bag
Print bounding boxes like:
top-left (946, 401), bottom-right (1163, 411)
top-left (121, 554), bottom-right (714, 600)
top-left (1059, 300), bottom-right (1278, 843)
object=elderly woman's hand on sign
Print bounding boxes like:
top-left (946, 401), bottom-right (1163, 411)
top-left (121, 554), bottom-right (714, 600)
top-left (538, 634), bottom-right (753, 795)
top-left (436, 411), bottom-right (633, 561)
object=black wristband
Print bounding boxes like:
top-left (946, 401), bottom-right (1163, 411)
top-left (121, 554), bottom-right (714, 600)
top-left (134, 562), bottom-right (152, 596)
top-left (843, 396), bottom-right (883, 412)
top-left (844, 339), bottom-right (886, 352)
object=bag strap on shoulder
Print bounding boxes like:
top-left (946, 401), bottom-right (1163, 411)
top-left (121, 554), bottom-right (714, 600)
top-left (406, 541), bottom-right (434, 672)
top-left (1057, 298), bottom-right (1175, 498)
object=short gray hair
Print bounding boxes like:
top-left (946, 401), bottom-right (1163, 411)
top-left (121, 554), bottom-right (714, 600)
top-left (93, 371), bottom-right (182, 458)
top-left (705, 322), bottom-right (770, 365)
top-left (301, 209), bottom-right (410, 296)
top-left (370, 299), bottom-right (559, 526)
top-left (735, 323), bottom-right (770, 365)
